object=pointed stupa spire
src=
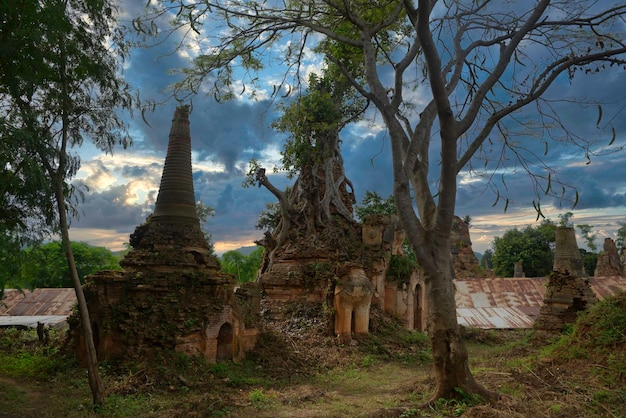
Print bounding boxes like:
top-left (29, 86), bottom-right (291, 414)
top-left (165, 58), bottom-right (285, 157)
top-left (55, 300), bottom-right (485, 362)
top-left (152, 105), bottom-right (198, 221)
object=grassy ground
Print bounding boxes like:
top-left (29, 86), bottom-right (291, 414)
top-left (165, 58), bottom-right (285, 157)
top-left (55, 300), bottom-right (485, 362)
top-left (0, 294), bottom-right (624, 418)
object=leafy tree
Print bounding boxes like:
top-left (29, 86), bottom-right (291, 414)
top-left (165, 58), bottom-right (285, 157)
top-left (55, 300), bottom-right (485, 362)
top-left (536, 219), bottom-right (558, 248)
top-left (18, 242), bottom-right (120, 289)
top-left (255, 202), bottom-right (281, 233)
top-left (577, 224), bottom-right (598, 252)
top-left (0, 233), bottom-right (27, 298)
top-left (1, 0), bottom-right (134, 406)
top-left (558, 212), bottom-right (574, 227)
top-left (196, 201), bottom-right (216, 254)
top-left (220, 247), bottom-right (264, 284)
top-left (492, 225), bottom-right (554, 277)
top-left (141, 0), bottom-right (626, 402)
top-left (0, 3), bottom-right (56, 238)
top-left (580, 249), bottom-right (598, 277)
top-left (480, 249), bottom-right (493, 270)
top-left (354, 191), bottom-right (396, 220)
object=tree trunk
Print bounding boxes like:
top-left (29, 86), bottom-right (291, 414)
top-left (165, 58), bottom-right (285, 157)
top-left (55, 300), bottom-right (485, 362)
top-left (425, 257), bottom-right (496, 402)
top-left (52, 179), bottom-right (105, 407)
top-left (54, 31), bottom-right (104, 408)
top-left (389, 119), bottom-right (496, 401)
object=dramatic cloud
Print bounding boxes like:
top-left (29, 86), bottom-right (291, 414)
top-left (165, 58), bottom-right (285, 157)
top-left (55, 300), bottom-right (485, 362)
top-left (67, 2), bottom-right (626, 255)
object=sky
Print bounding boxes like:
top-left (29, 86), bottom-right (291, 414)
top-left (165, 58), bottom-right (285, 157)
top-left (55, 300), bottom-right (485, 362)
top-left (67, 2), bottom-right (626, 256)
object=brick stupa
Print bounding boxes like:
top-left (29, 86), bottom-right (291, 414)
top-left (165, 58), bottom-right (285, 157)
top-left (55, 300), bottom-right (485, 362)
top-left (74, 106), bottom-right (260, 363)
top-left (534, 226), bottom-right (597, 332)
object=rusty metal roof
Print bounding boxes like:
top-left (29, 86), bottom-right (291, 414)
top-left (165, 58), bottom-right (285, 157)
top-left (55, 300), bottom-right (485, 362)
top-left (2, 277), bottom-right (625, 330)
top-left (0, 288), bottom-right (76, 328)
top-left (455, 276), bottom-right (626, 329)
top-left (588, 276), bottom-right (626, 300)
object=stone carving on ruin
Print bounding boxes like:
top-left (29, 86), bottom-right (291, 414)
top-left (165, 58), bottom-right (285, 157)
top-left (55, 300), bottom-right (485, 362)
top-left (333, 263), bottom-right (374, 344)
top-left (534, 226), bottom-right (597, 332)
top-left (595, 237), bottom-right (623, 277)
top-left (72, 106), bottom-right (260, 363)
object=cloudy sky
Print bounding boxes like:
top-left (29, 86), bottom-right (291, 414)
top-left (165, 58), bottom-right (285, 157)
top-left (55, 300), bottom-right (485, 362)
top-left (67, 2), bottom-right (626, 255)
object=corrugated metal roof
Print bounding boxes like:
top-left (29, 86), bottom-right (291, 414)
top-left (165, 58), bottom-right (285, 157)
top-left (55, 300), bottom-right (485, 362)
top-left (1, 277), bottom-right (625, 330)
top-left (0, 288), bottom-right (76, 327)
top-left (455, 276), bottom-right (626, 329)
top-left (588, 276), bottom-right (626, 300)
top-left (457, 307), bottom-right (537, 329)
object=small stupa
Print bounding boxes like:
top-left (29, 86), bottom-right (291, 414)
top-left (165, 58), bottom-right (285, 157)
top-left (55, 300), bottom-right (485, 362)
top-left (74, 106), bottom-right (260, 363)
top-left (534, 226), bottom-right (597, 332)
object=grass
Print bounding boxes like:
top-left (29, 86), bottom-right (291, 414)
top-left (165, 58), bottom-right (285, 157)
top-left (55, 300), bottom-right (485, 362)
top-left (1, 294), bottom-right (625, 417)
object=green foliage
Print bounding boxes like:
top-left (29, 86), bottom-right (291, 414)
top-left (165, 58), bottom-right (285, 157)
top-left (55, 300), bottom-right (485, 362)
top-left (208, 361), bottom-right (266, 386)
top-left (480, 249), bottom-right (493, 270)
top-left (354, 191), bottom-right (396, 220)
top-left (492, 221), bottom-right (555, 277)
top-left (576, 224), bottom-right (598, 252)
top-left (616, 220), bottom-right (626, 251)
top-left (569, 292), bottom-right (626, 348)
top-left (196, 201), bottom-right (216, 254)
top-left (272, 72), bottom-right (364, 179)
top-left (434, 388), bottom-right (483, 416)
top-left (220, 247), bottom-right (264, 284)
top-left (0, 233), bottom-right (27, 296)
top-left (558, 212), bottom-right (574, 227)
top-left (0, 0), bottom-right (133, 248)
top-left (17, 241), bottom-right (120, 289)
top-left (255, 202), bottom-right (280, 232)
top-left (0, 328), bottom-right (69, 379)
top-left (580, 249), bottom-right (598, 276)
top-left (386, 254), bottom-right (418, 285)
top-left (546, 291), bottom-right (626, 365)
top-left (248, 388), bottom-right (276, 409)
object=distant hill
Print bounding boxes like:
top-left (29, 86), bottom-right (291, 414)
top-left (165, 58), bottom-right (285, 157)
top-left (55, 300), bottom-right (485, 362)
top-left (233, 246), bottom-right (262, 256)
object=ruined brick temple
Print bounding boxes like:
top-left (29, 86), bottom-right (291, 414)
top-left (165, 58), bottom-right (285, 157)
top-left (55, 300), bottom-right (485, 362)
top-left (74, 106), bottom-right (260, 363)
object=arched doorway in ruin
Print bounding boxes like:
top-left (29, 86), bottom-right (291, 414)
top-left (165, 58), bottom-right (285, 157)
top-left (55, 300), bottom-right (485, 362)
top-left (216, 322), bottom-right (233, 362)
top-left (414, 284), bottom-right (423, 331)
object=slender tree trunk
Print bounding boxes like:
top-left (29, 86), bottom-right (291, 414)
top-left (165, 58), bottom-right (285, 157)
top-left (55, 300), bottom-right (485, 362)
top-left (52, 180), bottom-right (105, 407)
top-left (54, 29), bottom-right (104, 408)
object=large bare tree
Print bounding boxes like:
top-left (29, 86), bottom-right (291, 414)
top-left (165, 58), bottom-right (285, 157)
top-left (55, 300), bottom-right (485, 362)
top-left (138, 0), bottom-right (626, 401)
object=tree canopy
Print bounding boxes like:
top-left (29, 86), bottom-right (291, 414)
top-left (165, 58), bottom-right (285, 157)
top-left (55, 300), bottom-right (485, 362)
top-left (1, 0), bottom-right (136, 406)
top-left (14, 242), bottom-right (121, 289)
top-left (492, 222), bottom-right (555, 277)
top-left (354, 191), bottom-right (396, 220)
top-left (220, 247), bottom-right (264, 284)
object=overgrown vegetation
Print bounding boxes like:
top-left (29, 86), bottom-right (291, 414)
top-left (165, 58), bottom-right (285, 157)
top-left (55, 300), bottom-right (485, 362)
top-left (1, 294), bottom-right (626, 416)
